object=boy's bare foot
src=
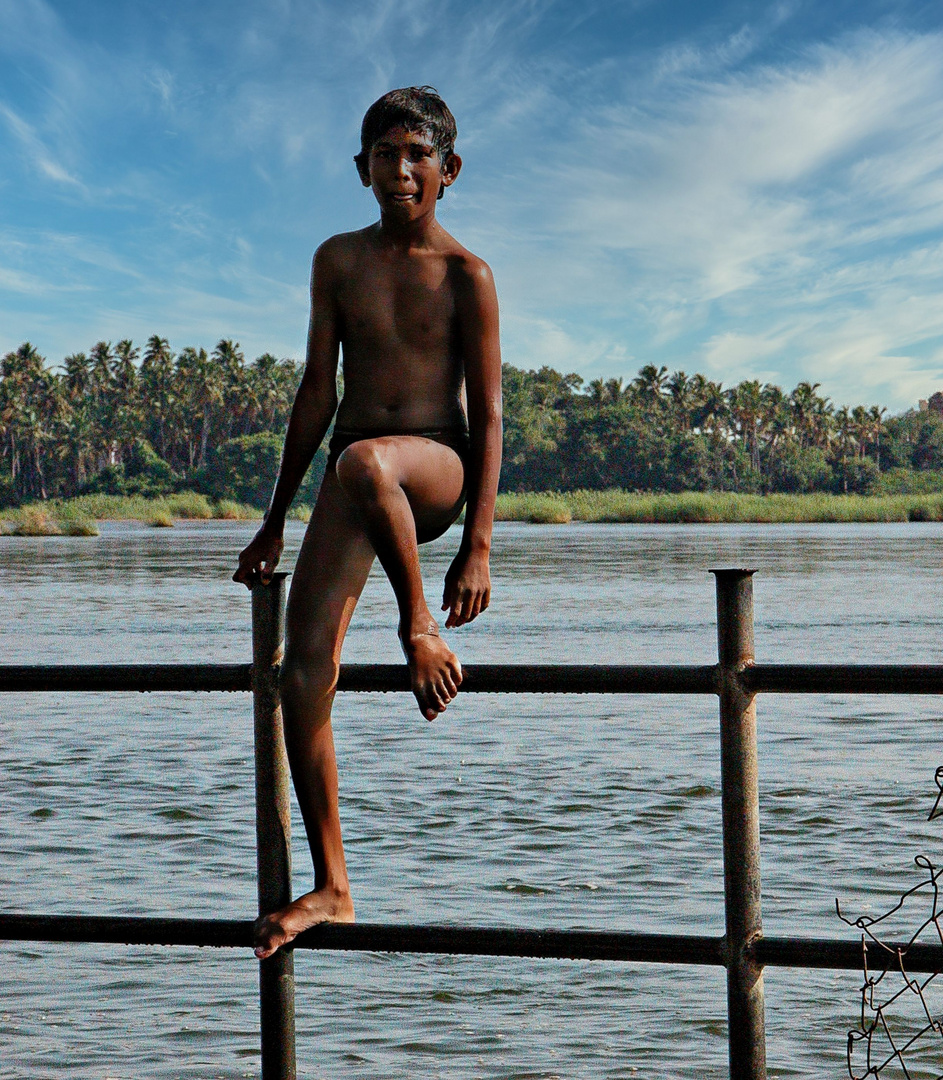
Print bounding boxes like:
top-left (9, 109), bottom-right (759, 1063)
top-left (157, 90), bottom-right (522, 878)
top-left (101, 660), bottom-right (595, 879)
top-left (401, 625), bottom-right (463, 720)
top-left (253, 886), bottom-right (355, 959)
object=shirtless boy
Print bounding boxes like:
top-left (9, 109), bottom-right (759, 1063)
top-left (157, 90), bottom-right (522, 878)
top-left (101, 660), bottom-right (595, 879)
top-left (234, 87), bottom-right (502, 959)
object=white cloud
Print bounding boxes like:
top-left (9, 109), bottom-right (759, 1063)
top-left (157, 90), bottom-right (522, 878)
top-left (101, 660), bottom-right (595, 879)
top-left (702, 330), bottom-right (788, 386)
top-left (0, 103), bottom-right (82, 187)
top-left (2, 2), bottom-right (943, 413)
top-left (471, 27), bottom-right (943, 409)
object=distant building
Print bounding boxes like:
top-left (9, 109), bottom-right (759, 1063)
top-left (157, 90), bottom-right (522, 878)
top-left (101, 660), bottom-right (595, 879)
top-left (920, 399), bottom-right (929, 412)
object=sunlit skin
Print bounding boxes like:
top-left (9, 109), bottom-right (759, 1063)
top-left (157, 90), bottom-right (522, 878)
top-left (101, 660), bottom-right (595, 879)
top-left (233, 125), bottom-right (503, 957)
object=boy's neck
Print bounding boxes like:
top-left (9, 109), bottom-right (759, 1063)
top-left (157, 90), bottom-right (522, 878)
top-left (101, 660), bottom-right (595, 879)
top-left (375, 209), bottom-right (442, 248)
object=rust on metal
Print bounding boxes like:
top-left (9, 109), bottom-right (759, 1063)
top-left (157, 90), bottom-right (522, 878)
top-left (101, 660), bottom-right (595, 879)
top-left (754, 935), bottom-right (943, 975)
top-left (0, 662), bottom-right (719, 695)
top-left (9, 660), bottom-right (943, 697)
top-left (712, 569), bottom-right (767, 1080)
top-left (0, 663), bottom-right (253, 693)
top-left (745, 665), bottom-right (943, 695)
top-left (3, 914), bottom-right (942, 975)
top-left (337, 663), bottom-right (720, 694)
top-left (251, 574), bottom-right (296, 1080)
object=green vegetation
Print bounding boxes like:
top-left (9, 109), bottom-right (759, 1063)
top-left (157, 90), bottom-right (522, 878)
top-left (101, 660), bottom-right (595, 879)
top-left (146, 507), bottom-right (175, 528)
top-left (57, 509), bottom-right (100, 536)
top-left (495, 490), bottom-right (943, 524)
top-left (287, 504), bottom-right (313, 524)
top-left (5, 337), bottom-right (943, 521)
top-left (0, 491), bottom-right (259, 534)
top-left (1, 504), bottom-right (100, 536)
top-left (502, 364), bottom-right (943, 496)
top-left (215, 499), bottom-right (264, 521)
top-left (4, 486), bottom-right (943, 531)
top-left (0, 338), bottom-right (325, 510)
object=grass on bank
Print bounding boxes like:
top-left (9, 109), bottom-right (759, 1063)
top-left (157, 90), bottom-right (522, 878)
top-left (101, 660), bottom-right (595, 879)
top-left (494, 490), bottom-right (943, 524)
top-left (6, 489), bottom-right (943, 534)
top-left (0, 504), bottom-right (101, 537)
top-left (0, 492), bottom-right (311, 536)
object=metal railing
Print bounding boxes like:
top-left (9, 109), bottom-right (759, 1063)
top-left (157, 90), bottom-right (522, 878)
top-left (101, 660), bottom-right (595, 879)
top-left (2, 568), bottom-right (943, 1080)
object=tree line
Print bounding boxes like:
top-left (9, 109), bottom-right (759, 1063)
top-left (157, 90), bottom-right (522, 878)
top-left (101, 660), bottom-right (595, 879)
top-left (0, 338), bottom-right (307, 507)
top-left (2, 339), bottom-right (943, 507)
top-left (502, 364), bottom-right (943, 495)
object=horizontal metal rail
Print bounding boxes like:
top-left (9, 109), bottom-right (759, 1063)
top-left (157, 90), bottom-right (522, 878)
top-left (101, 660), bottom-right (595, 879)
top-left (6, 662), bottom-right (943, 695)
top-left (0, 663), bottom-right (254, 693)
top-left (7, 573), bottom-right (943, 1080)
top-left (3, 915), bottom-right (940, 974)
top-left (745, 664), bottom-right (943, 695)
top-left (0, 662), bottom-right (718, 694)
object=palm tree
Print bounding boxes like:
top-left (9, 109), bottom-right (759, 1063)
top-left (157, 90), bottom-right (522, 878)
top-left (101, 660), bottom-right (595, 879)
top-left (0, 343), bottom-right (62, 499)
top-left (851, 405), bottom-right (870, 461)
top-left (667, 371), bottom-right (696, 432)
top-left (790, 382), bottom-right (821, 449)
top-left (691, 377), bottom-right (728, 441)
top-left (727, 380), bottom-right (764, 474)
top-left (833, 407), bottom-right (856, 492)
top-left (173, 346), bottom-right (223, 469)
top-left (111, 340), bottom-right (140, 464)
top-left (87, 341), bottom-right (117, 469)
top-left (140, 336), bottom-right (176, 460)
top-left (631, 364), bottom-right (668, 403)
top-left (868, 405), bottom-right (887, 470)
top-left (213, 339), bottom-right (246, 442)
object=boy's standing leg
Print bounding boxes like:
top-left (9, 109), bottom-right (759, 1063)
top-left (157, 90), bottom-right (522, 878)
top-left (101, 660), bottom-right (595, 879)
top-left (253, 436), bottom-right (465, 958)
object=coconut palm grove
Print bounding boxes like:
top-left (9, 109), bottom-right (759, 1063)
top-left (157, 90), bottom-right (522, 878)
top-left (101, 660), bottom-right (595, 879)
top-left (3, 337), bottom-right (943, 509)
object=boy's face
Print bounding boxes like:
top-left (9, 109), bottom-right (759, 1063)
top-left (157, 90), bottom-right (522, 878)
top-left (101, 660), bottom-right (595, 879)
top-left (359, 126), bottom-right (460, 220)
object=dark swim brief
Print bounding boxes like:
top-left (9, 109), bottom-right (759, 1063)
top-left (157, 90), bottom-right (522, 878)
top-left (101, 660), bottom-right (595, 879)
top-left (326, 425), bottom-right (470, 470)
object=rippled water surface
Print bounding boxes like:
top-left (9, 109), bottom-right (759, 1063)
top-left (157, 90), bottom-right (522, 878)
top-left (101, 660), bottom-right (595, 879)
top-left (2, 521), bottom-right (943, 1078)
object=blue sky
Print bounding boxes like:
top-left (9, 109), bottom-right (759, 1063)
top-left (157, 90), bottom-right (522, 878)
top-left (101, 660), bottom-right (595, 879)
top-left (2, 0), bottom-right (943, 411)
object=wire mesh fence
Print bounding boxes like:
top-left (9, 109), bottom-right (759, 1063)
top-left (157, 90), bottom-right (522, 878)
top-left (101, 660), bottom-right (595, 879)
top-left (837, 769), bottom-right (943, 1079)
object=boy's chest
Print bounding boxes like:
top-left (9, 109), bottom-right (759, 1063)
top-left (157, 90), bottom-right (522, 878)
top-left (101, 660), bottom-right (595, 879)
top-left (339, 259), bottom-right (456, 342)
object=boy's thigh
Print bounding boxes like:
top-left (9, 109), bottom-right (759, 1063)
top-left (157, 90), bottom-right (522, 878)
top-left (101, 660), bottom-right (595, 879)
top-left (286, 471), bottom-right (376, 654)
top-left (338, 435), bottom-right (466, 530)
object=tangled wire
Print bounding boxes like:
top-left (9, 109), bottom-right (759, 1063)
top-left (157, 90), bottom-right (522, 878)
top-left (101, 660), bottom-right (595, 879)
top-left (836, 767), bottom-right (943, 1078)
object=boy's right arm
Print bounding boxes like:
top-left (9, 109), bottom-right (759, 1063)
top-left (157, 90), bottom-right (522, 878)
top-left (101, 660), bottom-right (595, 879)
top-left (233, 244), bottom-right (341, 588)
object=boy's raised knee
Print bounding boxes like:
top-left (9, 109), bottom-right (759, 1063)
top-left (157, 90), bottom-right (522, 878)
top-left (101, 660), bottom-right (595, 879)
top-left (335, 441), bottom-right (395, 503)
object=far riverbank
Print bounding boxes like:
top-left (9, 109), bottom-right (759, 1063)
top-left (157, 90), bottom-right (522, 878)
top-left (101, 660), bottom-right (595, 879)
top-left (5, 489), bottom-right (943, 533)
top-left (494, 489), bottom-right (943, 523)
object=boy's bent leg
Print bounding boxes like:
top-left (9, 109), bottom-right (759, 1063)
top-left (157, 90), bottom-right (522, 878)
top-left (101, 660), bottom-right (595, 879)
top-left (334, 436), bottom-right (466, 721)
top-left (254, 470), bottom-right (374, 959)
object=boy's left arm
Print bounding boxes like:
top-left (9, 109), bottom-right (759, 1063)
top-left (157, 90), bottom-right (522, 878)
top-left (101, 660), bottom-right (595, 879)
top-left (443, 258), bottom-right (503, 628)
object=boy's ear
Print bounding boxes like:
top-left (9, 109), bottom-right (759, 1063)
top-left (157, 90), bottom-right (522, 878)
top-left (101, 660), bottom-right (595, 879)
top-left (354, 152), bottom-right (371, 187)
top-left (438, 152), bottom-right (462, 200)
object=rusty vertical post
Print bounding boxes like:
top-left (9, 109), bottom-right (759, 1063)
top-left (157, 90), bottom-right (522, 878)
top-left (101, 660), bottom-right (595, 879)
top-left (712, 569), bottom-right (766, 1080)
top-left (252, 573), bottom-right (296, 1080)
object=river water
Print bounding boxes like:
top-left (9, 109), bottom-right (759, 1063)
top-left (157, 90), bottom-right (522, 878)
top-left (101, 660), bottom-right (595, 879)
top-left (1, 521), bottom-right (942, 1079)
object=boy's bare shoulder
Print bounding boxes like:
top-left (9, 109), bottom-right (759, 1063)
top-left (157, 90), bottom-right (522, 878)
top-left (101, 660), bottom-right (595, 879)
top-left (313, 226), bottom-right (494, 297)
top-left (312, 227), bottom-right (373, 272)
top-left (439, 234), bottom-right (495, 294)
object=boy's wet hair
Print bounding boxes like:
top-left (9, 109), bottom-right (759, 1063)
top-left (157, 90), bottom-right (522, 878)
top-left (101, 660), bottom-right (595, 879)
top-left (355, 86), bottom-right (457, 197)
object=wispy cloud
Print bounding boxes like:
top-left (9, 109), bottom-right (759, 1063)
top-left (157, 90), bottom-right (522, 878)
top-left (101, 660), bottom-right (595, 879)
top-left (1, 1), bottom-right (942, 410)
top-left (465, 27), bottom-right (943, 407)
top-left (0, 103), bottom-right (82, 187)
